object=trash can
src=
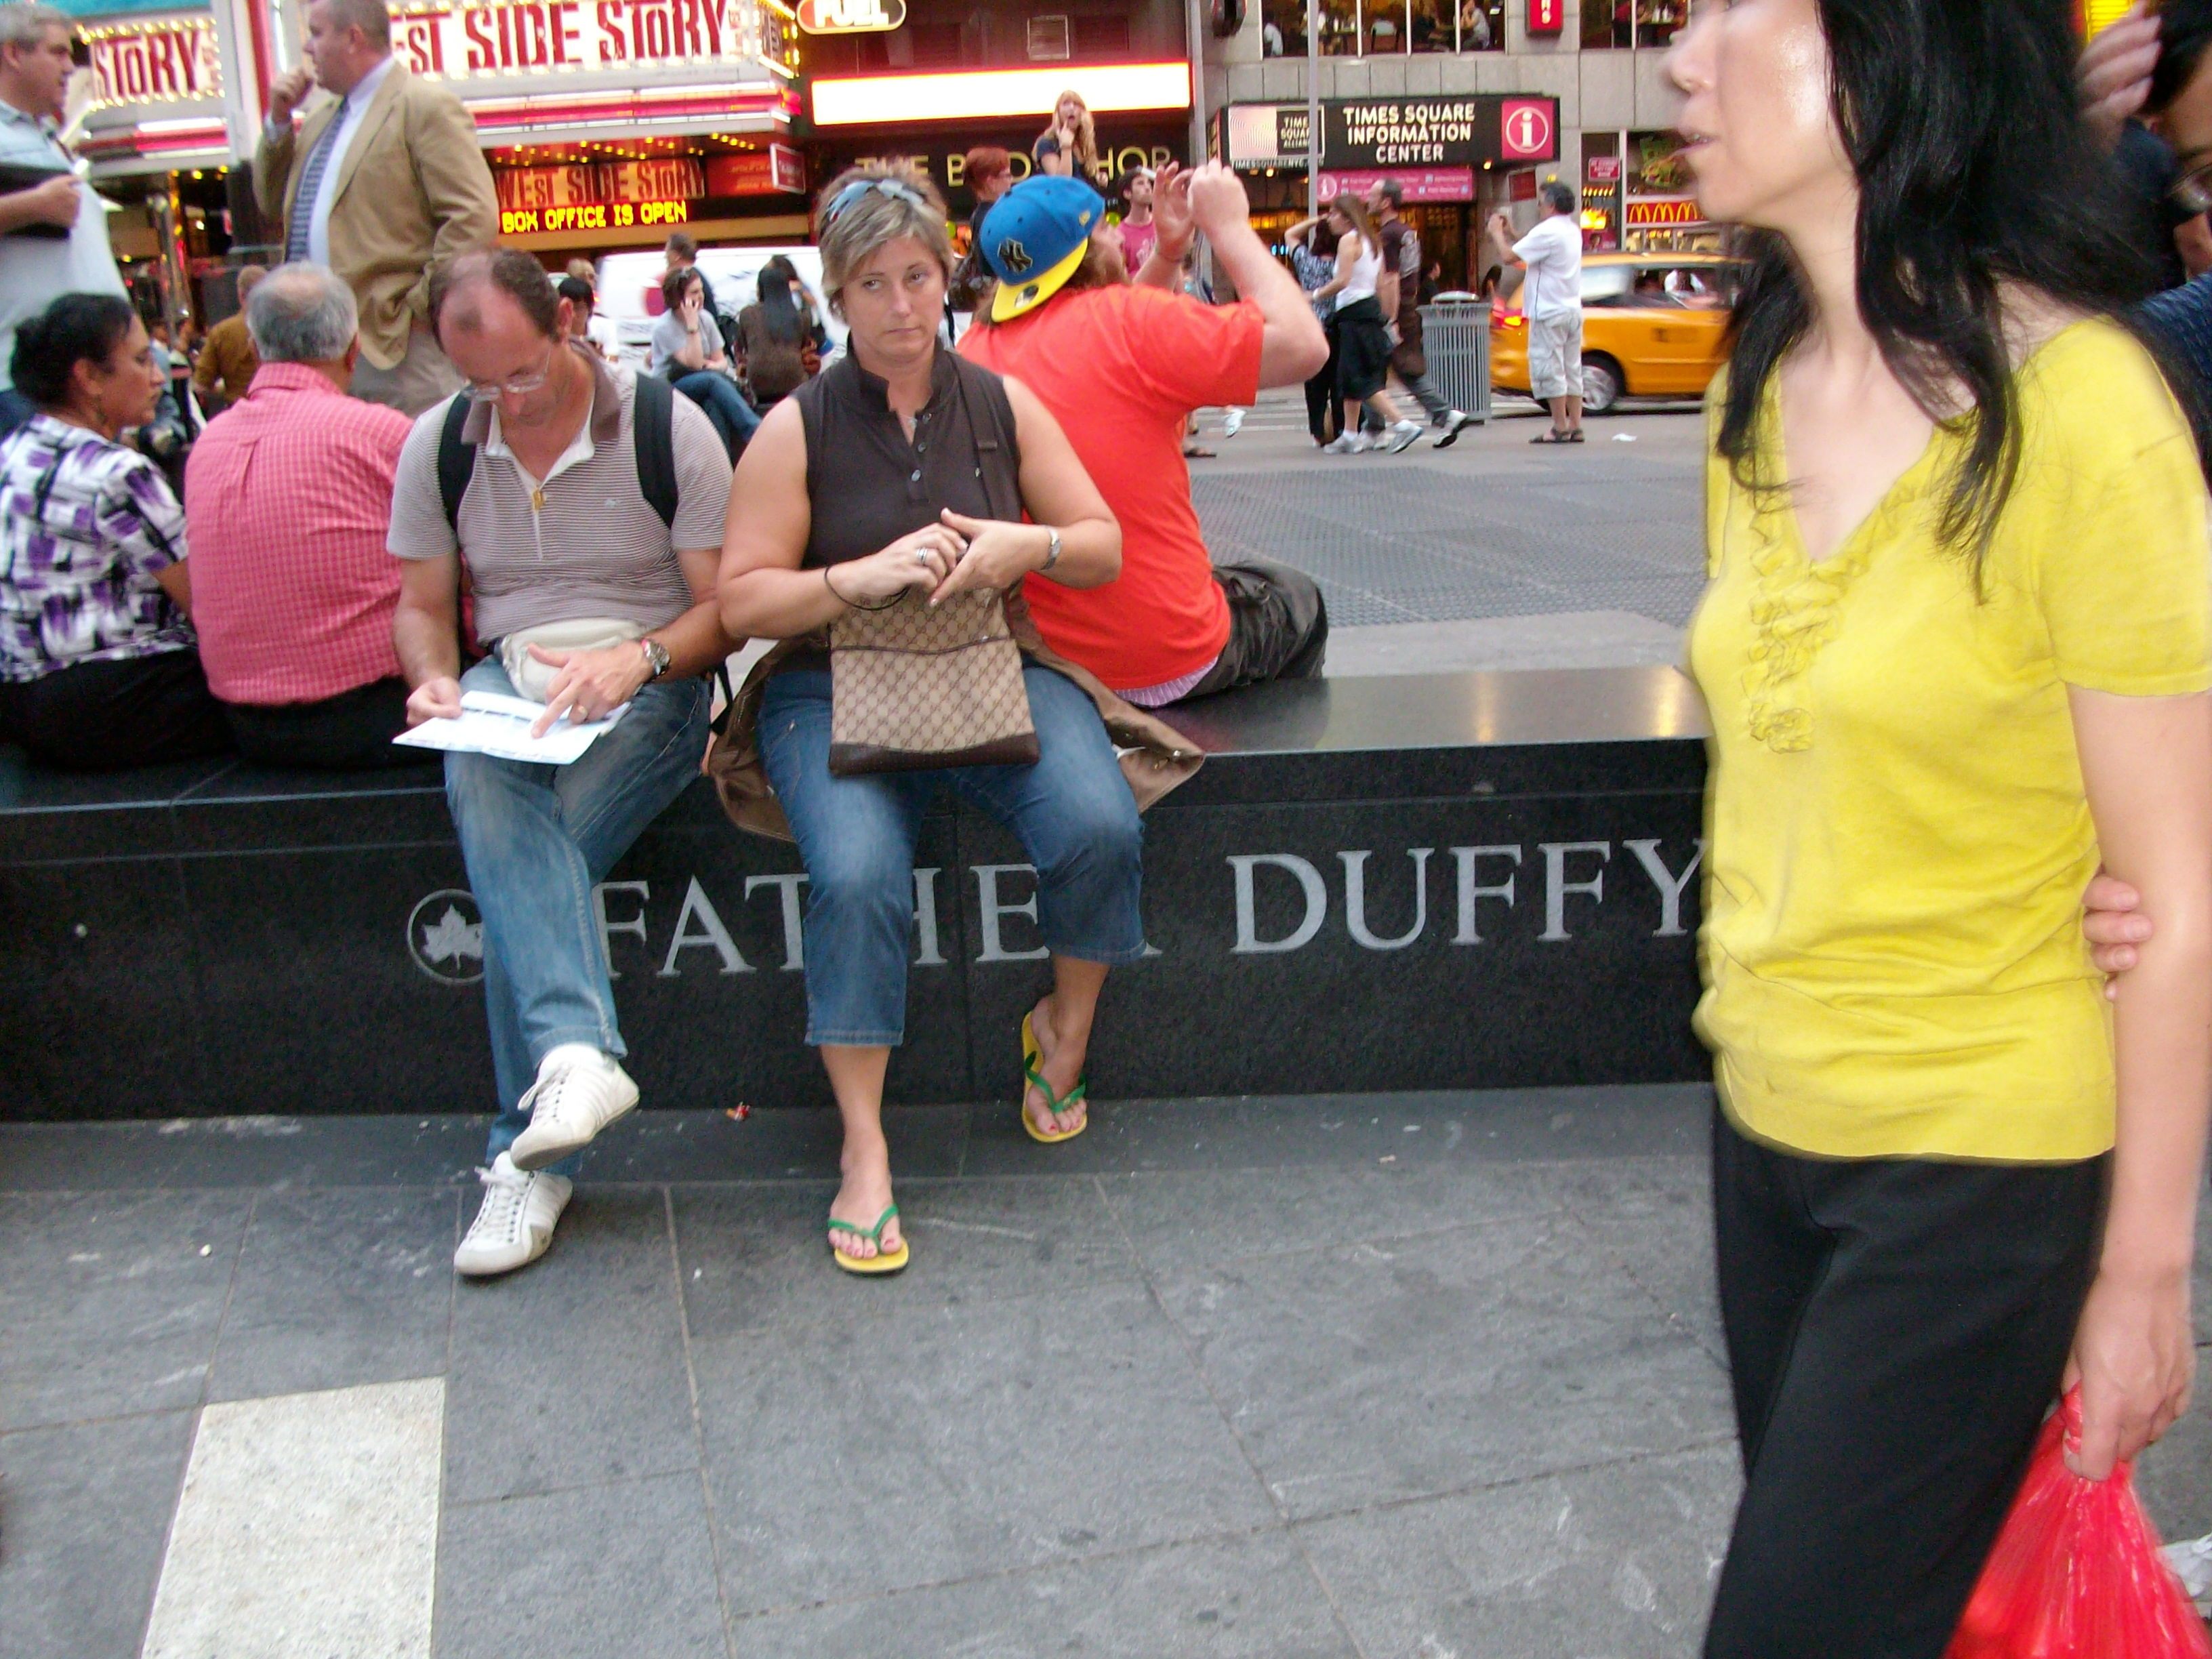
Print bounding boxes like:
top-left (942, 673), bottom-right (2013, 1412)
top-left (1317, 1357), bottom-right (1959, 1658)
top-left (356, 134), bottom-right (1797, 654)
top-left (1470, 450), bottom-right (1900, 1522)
top-left (1418, 298), bottom-right (1492, 424)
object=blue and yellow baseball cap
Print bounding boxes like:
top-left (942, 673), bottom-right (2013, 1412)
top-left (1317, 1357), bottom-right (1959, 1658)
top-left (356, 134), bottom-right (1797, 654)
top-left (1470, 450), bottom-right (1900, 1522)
top-left (979, 175), bottom-right (1103, 323)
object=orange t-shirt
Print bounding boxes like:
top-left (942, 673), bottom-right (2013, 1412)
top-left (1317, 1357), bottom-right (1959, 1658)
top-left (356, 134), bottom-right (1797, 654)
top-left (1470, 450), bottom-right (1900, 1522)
top-left (958, 283), bottom-right (1265, 691)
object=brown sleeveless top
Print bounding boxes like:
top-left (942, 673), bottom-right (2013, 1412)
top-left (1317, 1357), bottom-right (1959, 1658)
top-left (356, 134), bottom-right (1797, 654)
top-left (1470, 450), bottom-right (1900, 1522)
top-left (794, 348), bottom-right (1017, 570)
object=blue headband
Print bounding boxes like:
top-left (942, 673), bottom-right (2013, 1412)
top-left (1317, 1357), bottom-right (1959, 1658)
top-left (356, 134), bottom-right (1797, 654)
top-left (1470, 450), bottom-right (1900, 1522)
top-left (823, 177), bottom-right (931, 224)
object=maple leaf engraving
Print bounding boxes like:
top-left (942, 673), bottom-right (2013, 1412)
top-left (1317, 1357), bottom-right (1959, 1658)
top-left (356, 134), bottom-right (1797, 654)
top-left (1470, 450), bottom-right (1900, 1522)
top-left (419, 905), bottom-right (484, 965)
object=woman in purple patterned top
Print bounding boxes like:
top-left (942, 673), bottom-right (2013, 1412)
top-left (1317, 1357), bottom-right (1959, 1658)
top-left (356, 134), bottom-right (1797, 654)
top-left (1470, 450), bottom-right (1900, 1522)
top-left (0, 293), bottom-right (228, 768)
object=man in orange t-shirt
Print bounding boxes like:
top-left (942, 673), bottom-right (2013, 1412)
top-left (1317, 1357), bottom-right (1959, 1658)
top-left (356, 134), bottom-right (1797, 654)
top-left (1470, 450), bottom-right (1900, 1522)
top-left (959, 165), bottom-right (1330, 704)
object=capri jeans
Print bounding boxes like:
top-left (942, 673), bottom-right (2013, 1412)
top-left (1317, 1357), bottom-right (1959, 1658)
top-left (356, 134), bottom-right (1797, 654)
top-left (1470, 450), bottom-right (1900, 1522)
top-left (758, 663), bottom-right (1146, 1047)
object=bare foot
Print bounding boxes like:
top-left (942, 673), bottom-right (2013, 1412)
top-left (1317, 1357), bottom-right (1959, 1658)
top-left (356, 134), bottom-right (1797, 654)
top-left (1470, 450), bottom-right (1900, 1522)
top-left (827, 1136), bottom-right (901, 1262)
top-left (1024, 996), bottom-right (1088, 1138)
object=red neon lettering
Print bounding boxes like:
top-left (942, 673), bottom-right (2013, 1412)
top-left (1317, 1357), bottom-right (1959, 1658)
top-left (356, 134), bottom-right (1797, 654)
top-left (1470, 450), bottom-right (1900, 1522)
top-left (464, 9), bottom-right (497, 73)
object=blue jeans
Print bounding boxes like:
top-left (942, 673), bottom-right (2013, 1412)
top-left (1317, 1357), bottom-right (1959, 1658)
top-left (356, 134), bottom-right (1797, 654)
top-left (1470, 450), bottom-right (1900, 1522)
top-left (445, 657), bottom-right (710, 1172)
top-left (759, 664), bottom-right (1146, 1046)
top-left (671, 371), bottom-right (759, 459)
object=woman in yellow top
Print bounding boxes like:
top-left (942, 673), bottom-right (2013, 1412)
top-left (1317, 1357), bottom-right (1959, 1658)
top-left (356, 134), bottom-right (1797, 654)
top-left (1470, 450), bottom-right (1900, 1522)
top-left (1666, 3), bottom-right (2212, 1655)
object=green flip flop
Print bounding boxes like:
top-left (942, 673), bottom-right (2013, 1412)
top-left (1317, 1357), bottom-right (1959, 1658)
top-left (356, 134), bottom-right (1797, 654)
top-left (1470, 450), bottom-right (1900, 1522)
top-left (827, 1203), bottom-right (909, 1275)
top-left (1021, 1010), bottom-right (1088, 1145)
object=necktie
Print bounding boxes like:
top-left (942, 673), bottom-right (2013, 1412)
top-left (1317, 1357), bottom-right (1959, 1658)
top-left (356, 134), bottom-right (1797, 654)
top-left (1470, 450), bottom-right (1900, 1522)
top-left (285, 97), bottom-right (347, 264)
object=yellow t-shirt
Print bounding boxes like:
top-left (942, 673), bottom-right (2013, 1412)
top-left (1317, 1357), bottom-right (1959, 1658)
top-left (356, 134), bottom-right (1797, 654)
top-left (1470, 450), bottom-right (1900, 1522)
top-left (1688, 319), bottom-right (2212, 1162)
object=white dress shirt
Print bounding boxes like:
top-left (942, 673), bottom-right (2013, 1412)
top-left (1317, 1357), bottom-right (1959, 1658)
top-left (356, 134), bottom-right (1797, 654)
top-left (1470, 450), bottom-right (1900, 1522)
top-left (266, 53), bottom-right (395, 268)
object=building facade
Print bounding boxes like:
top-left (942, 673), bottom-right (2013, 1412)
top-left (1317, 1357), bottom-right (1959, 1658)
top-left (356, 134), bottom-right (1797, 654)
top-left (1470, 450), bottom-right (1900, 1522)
top-left (1209, 0), bottom-right (1701, 287)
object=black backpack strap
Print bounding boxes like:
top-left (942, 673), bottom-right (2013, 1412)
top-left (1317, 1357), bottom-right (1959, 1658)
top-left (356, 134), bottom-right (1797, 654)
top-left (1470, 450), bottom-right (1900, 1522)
top-left (435, 391), bottom-right (474, 533)
top-left (631, 371), bottom-right (678, 530)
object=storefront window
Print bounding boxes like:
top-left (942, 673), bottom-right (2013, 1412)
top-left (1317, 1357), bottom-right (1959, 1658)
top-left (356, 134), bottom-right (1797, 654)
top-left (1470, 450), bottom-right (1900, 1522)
top-left (1317, 0), bottom-right (1360, 54)
top-left (1582, 0), bottom-right (1682, 47)
top-left (1413, 1), bottom-right (1503, 49)
top-left (1282, 0), bottom-right (1502, 52)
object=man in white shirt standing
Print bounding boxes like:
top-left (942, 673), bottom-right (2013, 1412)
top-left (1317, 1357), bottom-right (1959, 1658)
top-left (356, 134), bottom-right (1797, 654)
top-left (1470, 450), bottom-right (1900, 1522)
top-left (0, 2), bottom-right (125, 437)
top-left (255, 0), bottom-right (496, 415)
top-left (1488, 183), bottom-right (1586, 443)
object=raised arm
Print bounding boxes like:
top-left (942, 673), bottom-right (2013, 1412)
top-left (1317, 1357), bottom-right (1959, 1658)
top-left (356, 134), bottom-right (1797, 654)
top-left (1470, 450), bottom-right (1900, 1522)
top-left (2065, 685), bottom-right (2212, 1479)
top-left (0, 172), bottom-right (82, 236)
top-left (1150, 163), bottom-right (1318, 389)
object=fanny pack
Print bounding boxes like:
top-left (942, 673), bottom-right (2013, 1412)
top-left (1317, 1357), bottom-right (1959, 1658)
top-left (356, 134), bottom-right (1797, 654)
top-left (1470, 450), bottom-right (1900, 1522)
top-left (497, 618), bottom-right (645, 703)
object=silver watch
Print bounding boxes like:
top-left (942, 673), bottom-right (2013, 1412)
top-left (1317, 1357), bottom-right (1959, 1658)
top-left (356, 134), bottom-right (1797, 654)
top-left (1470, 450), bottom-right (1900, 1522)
top-left (640, 637), bottom-right (672, 681)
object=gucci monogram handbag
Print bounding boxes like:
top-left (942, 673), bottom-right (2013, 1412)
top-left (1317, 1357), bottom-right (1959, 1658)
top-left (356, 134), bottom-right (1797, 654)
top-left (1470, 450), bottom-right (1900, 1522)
top-left (827, 585), bottom-right (1039, 774)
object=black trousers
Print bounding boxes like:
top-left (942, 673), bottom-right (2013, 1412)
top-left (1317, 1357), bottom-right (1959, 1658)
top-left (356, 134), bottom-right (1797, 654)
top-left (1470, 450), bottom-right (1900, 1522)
top-left (1705, 1109), bottom-right (2107, 1659)
top-left (1181, 560), bottom-right (1328, 698)
top-left (0, 648), bottom-right (231, 770)
top-left (222, 676), bottom-right (420, 770)
top-left (1305, 316), bottom-right (1344, 443)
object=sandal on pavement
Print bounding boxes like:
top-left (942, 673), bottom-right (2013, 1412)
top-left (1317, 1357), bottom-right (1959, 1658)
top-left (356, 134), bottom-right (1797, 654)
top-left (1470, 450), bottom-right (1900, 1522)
top-left (1565, 430), bottom-right (1586, 443)
top-left (1530, 429), bottom-right (1573, 444)
top-left (827, 1203), bottom-right (909, 1275)
top-left (1021, 1010), bottom-right (1089, 1145)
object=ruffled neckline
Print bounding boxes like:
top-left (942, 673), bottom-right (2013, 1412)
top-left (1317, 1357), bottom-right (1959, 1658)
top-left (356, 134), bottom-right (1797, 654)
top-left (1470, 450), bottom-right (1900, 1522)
top-left (1738, 383), bottom-right (1948, 753)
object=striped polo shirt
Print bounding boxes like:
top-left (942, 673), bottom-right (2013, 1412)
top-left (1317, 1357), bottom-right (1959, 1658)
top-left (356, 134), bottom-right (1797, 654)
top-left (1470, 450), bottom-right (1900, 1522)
top-left (387, 343), bottom-right (731, 645)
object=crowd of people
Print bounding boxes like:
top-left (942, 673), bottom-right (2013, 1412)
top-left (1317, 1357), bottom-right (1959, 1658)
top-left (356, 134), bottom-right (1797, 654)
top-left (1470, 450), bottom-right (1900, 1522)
top-left (5, 0), bottom-right (2212, 1650)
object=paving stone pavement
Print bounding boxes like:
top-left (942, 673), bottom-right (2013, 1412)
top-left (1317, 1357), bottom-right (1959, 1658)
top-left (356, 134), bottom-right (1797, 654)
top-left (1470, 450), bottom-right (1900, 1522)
top-left (1190, 393), bottom-right (1708, 633)
top-left (3, 1086), bottom-right (2207, 1658)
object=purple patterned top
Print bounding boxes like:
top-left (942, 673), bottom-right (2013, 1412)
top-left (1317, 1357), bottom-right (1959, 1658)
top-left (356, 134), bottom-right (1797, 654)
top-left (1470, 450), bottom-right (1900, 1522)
top-left (0, 413), bottom-right (192, 682)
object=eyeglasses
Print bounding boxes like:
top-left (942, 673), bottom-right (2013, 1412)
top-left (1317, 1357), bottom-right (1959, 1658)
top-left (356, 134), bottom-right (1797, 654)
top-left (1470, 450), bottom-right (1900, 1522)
top-left (461, 340), bottom-right (558, 403)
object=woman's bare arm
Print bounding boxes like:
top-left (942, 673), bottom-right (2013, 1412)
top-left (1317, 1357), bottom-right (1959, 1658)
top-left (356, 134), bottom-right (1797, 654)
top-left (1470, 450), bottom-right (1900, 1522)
top-left (935, 374), bottom-right (1119, 600)
top-left (2066, 685), bottom-right (2212, 1479)
top-left (1315, 230), bottom-right (1353, 302)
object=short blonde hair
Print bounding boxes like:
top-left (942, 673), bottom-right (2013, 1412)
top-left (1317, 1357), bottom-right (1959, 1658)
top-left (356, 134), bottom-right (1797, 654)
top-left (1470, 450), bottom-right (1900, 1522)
top-left (814, 167), bottom-right (954, 317)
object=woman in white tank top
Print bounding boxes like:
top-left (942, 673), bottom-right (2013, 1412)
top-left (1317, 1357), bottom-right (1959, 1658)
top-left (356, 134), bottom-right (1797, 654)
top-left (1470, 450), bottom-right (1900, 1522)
top-left (1313, 194), bottom-right (1420, 453)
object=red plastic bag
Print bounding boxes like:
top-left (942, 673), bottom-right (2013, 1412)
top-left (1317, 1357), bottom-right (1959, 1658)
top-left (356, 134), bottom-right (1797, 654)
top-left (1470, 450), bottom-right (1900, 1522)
top-left (1948, 1389), bottom-right (2212, 1659)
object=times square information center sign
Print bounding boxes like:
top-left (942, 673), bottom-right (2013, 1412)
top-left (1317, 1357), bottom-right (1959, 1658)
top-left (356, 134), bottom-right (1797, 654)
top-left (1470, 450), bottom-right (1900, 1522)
top-left (1218, 94), bottom-right (1560, 171)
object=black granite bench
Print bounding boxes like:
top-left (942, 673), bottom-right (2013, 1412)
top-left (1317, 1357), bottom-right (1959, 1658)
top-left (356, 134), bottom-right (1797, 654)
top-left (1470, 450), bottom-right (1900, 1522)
top-left (0, 668), bottom-right (1713, 1120)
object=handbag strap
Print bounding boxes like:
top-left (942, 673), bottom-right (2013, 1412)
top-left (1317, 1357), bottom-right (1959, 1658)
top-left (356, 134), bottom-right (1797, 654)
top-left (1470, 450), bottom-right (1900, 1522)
top-left (950, 356), bottom-right (1022, 526)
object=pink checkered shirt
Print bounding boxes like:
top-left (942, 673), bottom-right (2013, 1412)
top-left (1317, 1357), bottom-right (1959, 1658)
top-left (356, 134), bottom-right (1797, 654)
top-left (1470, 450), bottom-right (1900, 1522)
top-left (181, 364), bottom-right (414, 705)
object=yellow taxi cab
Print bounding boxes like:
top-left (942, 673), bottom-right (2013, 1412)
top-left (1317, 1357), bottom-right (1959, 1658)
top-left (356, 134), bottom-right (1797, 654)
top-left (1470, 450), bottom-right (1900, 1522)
top-left (1489, 251), bottom-right (1740, 413)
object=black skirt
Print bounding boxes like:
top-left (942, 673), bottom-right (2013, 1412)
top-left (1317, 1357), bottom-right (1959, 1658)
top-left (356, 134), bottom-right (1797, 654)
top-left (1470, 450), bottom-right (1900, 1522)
top-left (1333, 295), bottom-right (1392, 402)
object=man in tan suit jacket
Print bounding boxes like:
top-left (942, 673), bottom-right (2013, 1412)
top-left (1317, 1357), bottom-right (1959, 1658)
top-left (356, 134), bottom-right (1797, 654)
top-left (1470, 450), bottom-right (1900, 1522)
top-left (254, 0), bottom-right (497, 415)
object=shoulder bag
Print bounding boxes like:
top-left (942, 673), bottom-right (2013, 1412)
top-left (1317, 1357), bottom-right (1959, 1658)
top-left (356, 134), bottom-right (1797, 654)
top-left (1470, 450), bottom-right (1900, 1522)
top-left (823, 361), bottom-right (1038, 775)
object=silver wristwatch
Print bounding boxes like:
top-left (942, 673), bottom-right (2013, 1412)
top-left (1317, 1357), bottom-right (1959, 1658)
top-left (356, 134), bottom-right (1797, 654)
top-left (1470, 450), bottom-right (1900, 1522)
top-left (640, 637), bottom-right (673, 681)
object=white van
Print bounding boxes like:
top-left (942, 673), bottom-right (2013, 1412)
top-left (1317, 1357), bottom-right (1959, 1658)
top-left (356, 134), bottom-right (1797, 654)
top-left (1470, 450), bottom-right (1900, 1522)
top-left (592, 245), bottom-right (846, 371)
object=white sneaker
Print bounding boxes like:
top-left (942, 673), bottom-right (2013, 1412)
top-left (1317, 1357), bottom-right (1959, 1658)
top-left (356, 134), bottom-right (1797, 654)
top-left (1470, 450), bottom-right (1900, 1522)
top-left (1383, 419), bottom-right (1422, 454)
top-left (1222, 407), bottom-right (1245, 438)
top-left (1433, 410), bottom-right (1475, 448)
top-left (2165, 1533), bottom-right (2212, 1616)
top-left (1319, 432), bottom-right (1371, 454)
top-left (508, 1044), bottom-right (638, 1172)
top-left (454, 1153), bottom-right (571, 1277)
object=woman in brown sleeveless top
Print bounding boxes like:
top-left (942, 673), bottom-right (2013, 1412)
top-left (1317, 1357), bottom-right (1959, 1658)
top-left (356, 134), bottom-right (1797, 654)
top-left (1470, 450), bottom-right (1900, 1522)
top-left (718, 169), bottom-right (1135, 1275)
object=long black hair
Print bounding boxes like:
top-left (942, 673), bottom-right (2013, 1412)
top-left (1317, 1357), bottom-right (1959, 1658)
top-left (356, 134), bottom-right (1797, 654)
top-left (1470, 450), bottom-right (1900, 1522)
top-left (1717, 0), bottom-right (2210, 574)
top-left (755, 260), bottom-right (803, 344)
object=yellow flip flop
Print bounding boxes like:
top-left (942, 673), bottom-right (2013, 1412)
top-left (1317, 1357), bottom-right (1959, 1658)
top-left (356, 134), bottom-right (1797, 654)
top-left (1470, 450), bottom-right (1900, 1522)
top-left (1021, 1010), bottom-right (1088, 1145)
top-left (827, 1203), bottom-right (909, 1275)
